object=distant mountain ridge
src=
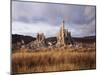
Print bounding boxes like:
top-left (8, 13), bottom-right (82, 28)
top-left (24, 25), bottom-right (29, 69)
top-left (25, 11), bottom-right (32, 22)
top-left (12, 34), bottom-right (36, 45)
top-left (72, 36), bottom-right (96, 43)
top-left (12, 34), bottom-right (96, 45)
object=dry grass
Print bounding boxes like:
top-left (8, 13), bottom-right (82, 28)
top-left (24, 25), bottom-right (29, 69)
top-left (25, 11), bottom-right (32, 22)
top-left (12, 47), bottom-right (96, 74)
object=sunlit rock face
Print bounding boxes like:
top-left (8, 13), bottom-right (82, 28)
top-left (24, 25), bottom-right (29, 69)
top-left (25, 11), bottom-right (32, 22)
top-left (24, 20), bottom-right (74, 49)
top-left (56, 20), bottom-right (73, 47)
top-left (26, 33), bottom-right (47, 49)
top-left (35, 33), bottom-right (46, 47)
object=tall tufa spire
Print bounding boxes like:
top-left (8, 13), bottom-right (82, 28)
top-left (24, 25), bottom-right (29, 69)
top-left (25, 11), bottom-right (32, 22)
top-left (56, 20), bottom-right (66, 47)
top-left (56, 19), bottom-right (74, 47)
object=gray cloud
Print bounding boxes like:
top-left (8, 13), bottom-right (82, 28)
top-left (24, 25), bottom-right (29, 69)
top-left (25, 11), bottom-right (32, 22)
top-left (12, 1), bottom-right (96, 37)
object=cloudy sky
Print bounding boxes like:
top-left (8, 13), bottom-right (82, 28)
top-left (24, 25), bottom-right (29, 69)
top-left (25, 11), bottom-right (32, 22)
top-left (12, 1), bottom-right (96, 37)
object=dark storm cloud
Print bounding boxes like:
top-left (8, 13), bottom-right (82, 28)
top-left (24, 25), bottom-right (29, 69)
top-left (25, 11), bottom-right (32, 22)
top-left (12, 1), bottom-right (96, 37)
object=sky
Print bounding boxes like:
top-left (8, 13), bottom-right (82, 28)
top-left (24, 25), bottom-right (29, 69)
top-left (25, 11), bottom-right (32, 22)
top-left (12, 1), bottom-right (96, 37)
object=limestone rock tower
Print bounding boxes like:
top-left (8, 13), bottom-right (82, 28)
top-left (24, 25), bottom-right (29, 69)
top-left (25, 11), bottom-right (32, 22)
top-left (36, 33), bottom-right (46, 47)
top-left (56, 20), bottom-right (73, 47)
top-left (26, 33), bottom-right (46, 49)
top-left (56, 20), bottom-right (66, 46)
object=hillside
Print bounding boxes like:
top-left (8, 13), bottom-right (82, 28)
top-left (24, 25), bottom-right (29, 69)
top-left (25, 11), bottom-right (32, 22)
top-left (12, 34), bottom-right (96, 45)
top-left (12, 34), bottom-right (36, 45)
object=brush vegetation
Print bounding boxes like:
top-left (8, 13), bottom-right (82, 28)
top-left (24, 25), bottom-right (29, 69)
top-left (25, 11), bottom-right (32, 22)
top-left (12, 47), bottom-right (96, 74)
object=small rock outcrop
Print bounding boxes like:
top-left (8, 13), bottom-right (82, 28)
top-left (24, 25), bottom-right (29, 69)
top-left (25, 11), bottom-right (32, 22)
top-left (26, 33), bottom-right (47, 49)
